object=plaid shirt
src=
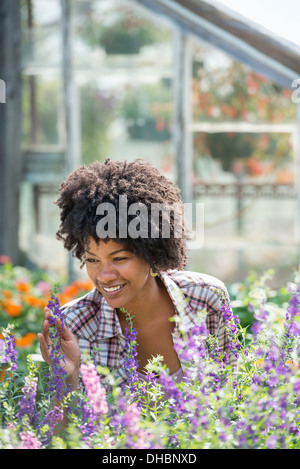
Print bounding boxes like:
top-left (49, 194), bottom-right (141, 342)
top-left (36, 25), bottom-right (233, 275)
top-left (61, 270), bottom-right (236, 386)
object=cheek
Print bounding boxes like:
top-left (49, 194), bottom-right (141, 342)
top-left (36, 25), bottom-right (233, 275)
top-left (134, 263), bottom-right (151, 286)
top-left (85, 264), bottom-right (96, 281)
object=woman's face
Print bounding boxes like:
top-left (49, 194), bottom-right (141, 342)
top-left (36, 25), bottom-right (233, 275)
top-left (84, 238), bottom-right (155, 310)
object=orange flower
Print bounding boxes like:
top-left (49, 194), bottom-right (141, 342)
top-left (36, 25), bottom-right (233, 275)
top-left (57, 294), bottom-right (73, 306)
top-left (0, 364), bottom-right (10, 383)
top-left (1, 299), bottom-right (22, 317)
top-left (73, 280), bottom-right (93, 291)
top-left (61, 283), bottom-right (80, 298)
top-left (15, 332), bottom-right (37, 348)
top-left (2, 289), bottom-right (12, 298)
top-left (285, 359), bottom-right (299, 369)
top-left (24, 294), bottom-right (41, 307)
top-left (38, 298), bottom-right (48, 309)
top-left (15, 281), bottom-right (31, 293)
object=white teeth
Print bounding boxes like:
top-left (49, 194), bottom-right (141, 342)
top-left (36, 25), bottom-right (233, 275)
top-left (103, 284), bottom-right (124, 292)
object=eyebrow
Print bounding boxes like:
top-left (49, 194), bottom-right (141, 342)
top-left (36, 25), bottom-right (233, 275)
top-left (84, 248), bottom-right (129, 258)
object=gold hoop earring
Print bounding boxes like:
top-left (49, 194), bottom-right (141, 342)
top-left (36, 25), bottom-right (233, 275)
top-left (150, 268), bottom-right (158, 277)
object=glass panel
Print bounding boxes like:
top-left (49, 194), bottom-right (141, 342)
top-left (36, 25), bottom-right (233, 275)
top-left (190, 40), bottom-right (297, 284)
top-left (193, 132), bottom-right (295, 184)
top-left (21, 0), bottom-right (62, 69)
top-left (19, 182), bottom-right (68, 276)
top-left (74, 0), bottom-right (175, 178)
top-left (189, 245), bottom-right (298, 286)
top-left (74, 0), bottom-right (171, 59)
top-left (192, 44), bottom-right (295, 123)
top-left (22, 75), bottom-right (63, 146)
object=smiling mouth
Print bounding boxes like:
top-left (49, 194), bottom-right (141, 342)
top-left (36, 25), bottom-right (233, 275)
top-left (102, 284), bottom-right (125, 293)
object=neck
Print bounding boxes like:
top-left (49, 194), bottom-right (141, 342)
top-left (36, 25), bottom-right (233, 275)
top-left (117, 276), bottom-right (171, 328)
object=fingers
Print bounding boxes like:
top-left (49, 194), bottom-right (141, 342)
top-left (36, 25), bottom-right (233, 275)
top-left (42, 307), bottom-right (62, 335)
top-left (38, 332), bottom-right (51, 365)
top-left (40, 305), bottom-right (71, 348)
top-left (39, 307), bottom-right (59, 363)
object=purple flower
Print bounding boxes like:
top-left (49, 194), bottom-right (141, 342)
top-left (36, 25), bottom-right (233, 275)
top-left (254, 307), bottom-right (268, 322)
top-left (80, 361), bottom-right (108, 418)
top-left (265, 434), bottom-right (278, 449)
top-left (121, 309), bottom-right (140, 397)
top-left (267, 375), bottom-right (279, 387)
top-left (290, 322), bottom-right (300, 336)
top-left (0, 332), bottom-right (18, 372)
top-left (288, 289), bottom-right (300, 317)
top-left (251, 321), bottom-right (262, 340)
top-left (115, 402), bottom-right (154, 449)
top-left (40, 405), bottom-right (64, 445)
top-left (0, 338), bottom-right (5, 360)
top-left (17, 375), bottom-right (38, 425)
top-left (158, 370), bottom-right (186, 415)
top-left (293, 379), bottom-right (300, 393)
top-left (45, 290), bottom-right (69, 401)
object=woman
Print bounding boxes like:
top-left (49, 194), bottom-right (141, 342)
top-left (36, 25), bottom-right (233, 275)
top-left (39, 158), bottom-right (235, 394)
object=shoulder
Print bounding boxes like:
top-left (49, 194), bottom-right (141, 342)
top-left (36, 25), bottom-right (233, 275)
top-left (166, 269), bottom-right (228, 296)
top-left (60, 288), bottom-right (102, 339)
top-left (165, 269), bottom-right (230, 314)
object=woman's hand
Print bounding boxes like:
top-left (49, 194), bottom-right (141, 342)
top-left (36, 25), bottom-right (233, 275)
top-left (38, 307), bottom-right (81, 387)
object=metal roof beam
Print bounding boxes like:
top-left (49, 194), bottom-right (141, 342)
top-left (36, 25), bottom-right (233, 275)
top-left (136, 0), bottom-right (297, 88)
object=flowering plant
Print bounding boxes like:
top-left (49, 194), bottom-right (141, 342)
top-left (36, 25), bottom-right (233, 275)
top-left (0, 258), bottom-right (93, 372)
top-left (78, 3), bottom-right (167, 55)
top-left (1, 269), bottom-right (300, 449)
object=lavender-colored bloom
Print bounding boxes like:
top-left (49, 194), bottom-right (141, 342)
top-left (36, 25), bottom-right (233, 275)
top-left (267, 375), bottom-right (279, 387)
top-left (290, 322), bottom-right (300, 336)
top-left (45, 292), bottom-right (68, 401)
top-left (158, 370), bottom-right (186, 415)
top-left (116, 402), bottom-right (153, 449)
top-left (0, 339), bottom-right (5, 361)
top-left (40, 405), bottom-right (64, 445)
top-left (254, 307), bottom-right (268, 322)
top-left (47, 296), bottom-right (64, 333)
top-left (0, 333), bottom-right (18, 372)
top-left (17, 376), bottom-right (38, 426)
top-left (265, 434), bottom-right (278, 449)
top-left (288, 289), bottom-right (300, 317)
top-left (293, 379), bottom-right (300, 393)
top-left (123, 323), bottom-right (139, 388)
top-left (251, 321), bottom-right (262, 340)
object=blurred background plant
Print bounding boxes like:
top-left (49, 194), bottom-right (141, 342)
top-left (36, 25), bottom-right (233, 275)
top-left (77, 3), bottom-right (169, 54)
top-left (119, 80), bottom-right (172, 141)
top-left (0, 257), bottom-right (93, 374)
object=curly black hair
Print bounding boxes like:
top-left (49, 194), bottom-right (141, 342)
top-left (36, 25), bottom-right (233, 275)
top-left (55, 159), bottom-right (190, 271)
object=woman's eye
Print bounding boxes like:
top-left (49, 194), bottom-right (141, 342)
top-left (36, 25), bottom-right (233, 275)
top-left (114, 257), bottom-right (127, 262)
top-left (85, 258), bottom-right (98, 263)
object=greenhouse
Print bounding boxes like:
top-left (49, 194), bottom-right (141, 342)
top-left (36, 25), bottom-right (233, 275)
top-left (0, 0), bottom-right (299, 284)
top-left (1, 0), bottom-right (300, 450)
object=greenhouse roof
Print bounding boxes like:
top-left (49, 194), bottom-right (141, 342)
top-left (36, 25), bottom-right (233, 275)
top-left (137, 0), bottom-right (300, 87)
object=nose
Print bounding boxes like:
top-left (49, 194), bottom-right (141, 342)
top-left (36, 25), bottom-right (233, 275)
top-left (96, 263), bottom-right (118, 284)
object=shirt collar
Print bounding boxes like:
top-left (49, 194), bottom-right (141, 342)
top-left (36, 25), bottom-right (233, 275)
top-left (158, 270), bottom-right (197, 333)
top-left (97, 294), bottom-right (123, 339)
